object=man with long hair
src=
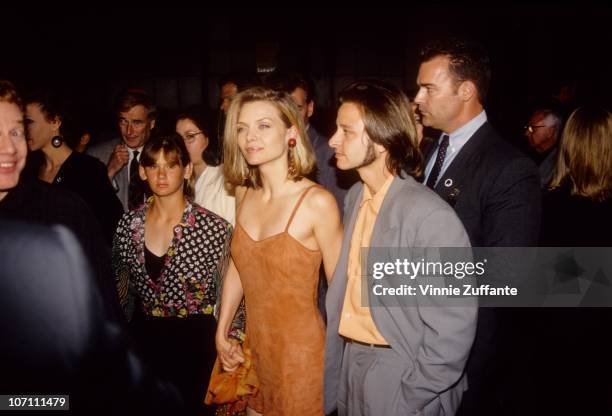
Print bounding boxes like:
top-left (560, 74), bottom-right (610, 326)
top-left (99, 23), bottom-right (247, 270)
top-left (324, 80), bottom-right (477, 416)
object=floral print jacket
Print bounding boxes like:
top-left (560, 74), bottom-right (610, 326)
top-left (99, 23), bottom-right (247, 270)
top-left (113, 199), bottom-right (232, 320)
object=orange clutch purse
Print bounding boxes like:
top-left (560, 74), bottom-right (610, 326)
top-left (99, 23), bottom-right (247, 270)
top-left (204, 337), bottom-right (259, 411)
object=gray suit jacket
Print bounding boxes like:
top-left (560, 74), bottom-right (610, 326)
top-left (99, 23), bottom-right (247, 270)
top-left (324, 175), bottom-right (477, 415)
top-left (88, 138), bottom-right (128, 210)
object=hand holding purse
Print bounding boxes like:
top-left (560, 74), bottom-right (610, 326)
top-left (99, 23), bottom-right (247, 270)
top-left (204, 337), bottom-right (259, 411)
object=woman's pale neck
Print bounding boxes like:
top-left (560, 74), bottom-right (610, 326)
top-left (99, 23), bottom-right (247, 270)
top-left (258, 162), bottom-right (293, 198)
top-left (148, 194), bottom-right (187, 221)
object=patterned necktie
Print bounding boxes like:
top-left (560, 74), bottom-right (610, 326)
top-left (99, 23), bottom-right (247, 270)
top-left (426, 134), bottom-right (450, 189)
top-left (128, 150), bottom-right (144, 210)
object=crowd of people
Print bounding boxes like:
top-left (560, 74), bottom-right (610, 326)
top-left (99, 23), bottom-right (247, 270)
top-left (1, 37), bottom-right (611, 416)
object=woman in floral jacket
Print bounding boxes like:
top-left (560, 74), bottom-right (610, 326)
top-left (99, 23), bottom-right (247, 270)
top-left (112, 134), bottom-right (233, 415)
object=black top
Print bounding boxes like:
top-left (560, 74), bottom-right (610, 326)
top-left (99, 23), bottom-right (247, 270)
top-left (24, 151), bottom-right (124, 245)
top-left (0, 179), bottom-right (123, 322)
top-left (540, 180), bottom-right (612, 246)
top-left (534, 180), bottom-right (612, 414)
top-left (144, 245), bottom-right (166, 283)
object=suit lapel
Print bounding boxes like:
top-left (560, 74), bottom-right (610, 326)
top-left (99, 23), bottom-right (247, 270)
top-left (370, 175), bottom-right (403, 241)
top-left (433, 122), bottom-right (492, 204)
top-left (328, 184), bottom-right (363, 310)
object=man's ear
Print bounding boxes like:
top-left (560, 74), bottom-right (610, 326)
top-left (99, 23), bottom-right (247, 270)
top-left (149, 118), bottom-right (156, 130)
top-left (374, 141), bottom-right (386, 154)
top-left (307, 100), bottom-right (314, 119)
top-left (458, 80), bottom-right (477, 102)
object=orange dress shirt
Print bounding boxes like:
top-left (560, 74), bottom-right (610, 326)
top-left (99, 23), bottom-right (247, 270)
top-left (338, 175), bottom-right (394, 345)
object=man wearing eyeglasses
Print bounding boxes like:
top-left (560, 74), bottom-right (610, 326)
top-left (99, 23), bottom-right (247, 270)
top-left (88, 89), bottom-right (157, 211)
top-left (524, 108), bottom-right (562, 187)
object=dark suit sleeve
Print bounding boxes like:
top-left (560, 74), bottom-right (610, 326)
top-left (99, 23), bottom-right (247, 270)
top-left (482, 157), bottom-right (541, 247)
top-left (0, 222), bottom-right (180, 411)
top-left (44, 187), bottom-right (124, 323)
top-left (76, 158), bottom-right (124, 245)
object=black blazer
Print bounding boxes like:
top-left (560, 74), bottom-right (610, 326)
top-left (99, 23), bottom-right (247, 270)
top-left (540, 181), bottom-right (612, 246)
top-left (24, 150), bottom-right (124, 244)
top-left (534, 184), bottom-right (612, 414)
top-left (0, 178), bottom-right (122, 322)
top-left (424, 122), bottom-right (541, 247)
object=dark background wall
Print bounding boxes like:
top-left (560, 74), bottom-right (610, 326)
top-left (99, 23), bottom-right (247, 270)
top-left (2, 6), bottom-right (610, 145)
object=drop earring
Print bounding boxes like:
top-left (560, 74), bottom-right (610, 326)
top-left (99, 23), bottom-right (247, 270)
top-left (287, 138), bottom-right (297, 177)
top-left (51, 136), bottom-right (63, 148)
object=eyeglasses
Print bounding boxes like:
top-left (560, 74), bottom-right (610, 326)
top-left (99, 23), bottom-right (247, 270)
top-left (183, 131), bottom-right (203, 142)
top-left (524, 125), bottom-right (550, 134)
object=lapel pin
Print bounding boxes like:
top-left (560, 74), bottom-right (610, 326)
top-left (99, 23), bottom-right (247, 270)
top-left (448, 187), bottom-right (461, 207)
top-left (444, 178), bottom-right (453, 187)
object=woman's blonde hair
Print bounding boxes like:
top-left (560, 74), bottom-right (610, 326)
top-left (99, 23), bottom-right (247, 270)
top-left (223, 86), bottom-right (315, 188)
top-left (549, 106), bottom-right (612, 201)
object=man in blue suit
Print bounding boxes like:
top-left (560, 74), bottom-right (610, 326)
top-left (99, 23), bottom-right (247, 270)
top-left (415, 38), bottom-right (541, 415)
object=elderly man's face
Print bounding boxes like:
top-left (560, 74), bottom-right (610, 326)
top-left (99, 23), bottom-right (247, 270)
top-left (524, 113), bottom-right (557, 154)
top-left (118, 104), bottom-right (155, 149)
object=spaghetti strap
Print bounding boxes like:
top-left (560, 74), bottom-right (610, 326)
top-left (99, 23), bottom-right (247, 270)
top-left (284, 185), bottom-right (318, 232)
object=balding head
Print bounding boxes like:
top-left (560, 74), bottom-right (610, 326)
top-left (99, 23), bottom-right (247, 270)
top-left (525, 108), bottom-right (562, 153)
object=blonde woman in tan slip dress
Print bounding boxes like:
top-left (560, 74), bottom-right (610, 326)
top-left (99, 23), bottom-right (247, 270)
top-left (215, 87), bottom-right (342, 415)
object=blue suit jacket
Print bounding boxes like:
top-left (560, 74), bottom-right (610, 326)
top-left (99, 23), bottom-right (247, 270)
top-left (422, 121), bottom-right (541, 413)
top-left (423, 122), bottom-right (541, 247)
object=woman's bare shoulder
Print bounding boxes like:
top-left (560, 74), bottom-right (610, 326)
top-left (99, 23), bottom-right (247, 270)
top-left (304, 184), bottom-right (340, 216)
